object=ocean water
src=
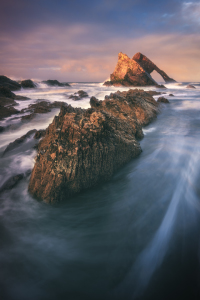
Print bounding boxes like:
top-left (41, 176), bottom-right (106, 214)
top-left (0, 82), bottom-right (200, 300)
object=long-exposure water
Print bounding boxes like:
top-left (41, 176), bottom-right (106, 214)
top-left (0, 82), bottom-right (200, 300)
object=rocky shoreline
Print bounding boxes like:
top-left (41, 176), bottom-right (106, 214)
top-left (28, 89), bottom-right (159, 203)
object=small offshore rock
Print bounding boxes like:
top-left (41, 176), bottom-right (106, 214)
top-left (157, 97), bottom-right (169, 103)
top-left (69, 90), bottom-right (88, 100)
top-left (169, 94), bottom-right (174, 96)
top-left (155, 84), bottom-right (166, 89)
top-left (21, 79), bottom-right (36, 88)
top-left (42, 80), bottom-right (70, 87)
top-left (186, 85), bottom-right (196, 89)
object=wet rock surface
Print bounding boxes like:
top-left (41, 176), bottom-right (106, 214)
top-left (0, 87), bottom-right (31, 120)
top-left (69, 90), bottom-right (88, 100)
top-left (29, 89), bottom-right (159, 203)
top-left (3, 129), bottom-right (37, 154)
top-left (157, 96), bottom-right (169, 103)
top-left (21, 101), bottom-right (69, 121)
top-left (155, 84), bottom-right (166, 89)
top-left (42, 80), bottom-right (70, 87)
top-left (0, 105), bottom-right (19, 120)
top-left (0, 174), bottom-right (24, 193)
top-left (103, 52), bottom-right (175, 87)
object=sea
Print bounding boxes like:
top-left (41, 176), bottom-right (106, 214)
top-left (0, 81), bottom-right (200, 300)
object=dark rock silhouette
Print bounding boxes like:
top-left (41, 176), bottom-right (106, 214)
top-left (0, 105), bottom-right (19, 120)
top-left (0, 87), bottom-right (31, 120)
top-left (21, 101), bottom-right (69, 122)
top-left (186, 85), bottom-right (196, 89)
top-left (104, 52), bottom-right (176, 87)
top-left (0, 87), bottom-right (15, 98)
top-left (29, 89), bottom-right (159, 203)
top-left (132, 52), bottom-right (176, 83)
top-left (0, 76), bottom-right (21, 91)
top-left (3, 129), bottom-right (37, 155)
top-left (69, 90), bottom-right (88, 100)
top-left (21, 79), bottom-right (36, 88)
top-left (0, 174), bottom-right (24, 193)
top-left (157, 97), bottom-right (169, 103)
top-left (42, 80), bottom-right (70, 87)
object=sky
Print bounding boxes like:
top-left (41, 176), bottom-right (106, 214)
top-left (0, 0), bottom-right (200, 82)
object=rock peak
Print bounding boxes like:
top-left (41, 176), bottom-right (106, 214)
top-left (118, 52), bottom-right (129, 60)
top-left (104, 52), bottom-right (176, 87)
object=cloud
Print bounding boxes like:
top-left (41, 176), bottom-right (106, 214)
top-left (0, 22), bottom-right (200, 82)
top-left (182, 2), bottom-right (200, 26)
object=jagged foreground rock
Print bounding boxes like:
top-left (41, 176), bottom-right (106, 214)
top-left (104, 52), bottom-right (176, 87)
top-left (29, 89), bottom-right (159, 203)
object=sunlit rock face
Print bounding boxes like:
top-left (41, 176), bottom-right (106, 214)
top-left (28, 89), bottom-right (159, 203)
top-left (103, 52), bottom-right (176, 87)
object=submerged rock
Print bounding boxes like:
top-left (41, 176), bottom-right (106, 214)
top-left (157, 97), bottom-right (169, 103)
top-left (155, 84), bottom-right (167, 89)
top-left (186, 85), bottom-right (196, 89)
top-left (29, 89), bottom-right (159, 203)
top-left (21, 101), bottom-right (68, 122)
top-left (69, 90), bottom-right (88, 100)
top-left (0, 75), bottom-right (21, 91)
top-left (14, 95), bottom-right (30, 100)
top-left (3, 129), bottom-right (37, 154)
top-left (21, 79), bottom-right (36, 88)
top-left (0, 174), bottom-right (24, 193)
top-left (103, 52), bottom-right (175, 87)
top-left (42, 80), bottom-right (70, 87)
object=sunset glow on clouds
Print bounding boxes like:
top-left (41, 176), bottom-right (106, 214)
top-left (0, 0), bottom-right (200, 82)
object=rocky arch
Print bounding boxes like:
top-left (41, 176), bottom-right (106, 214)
top-left (132, 52), bottom-right (176, 83)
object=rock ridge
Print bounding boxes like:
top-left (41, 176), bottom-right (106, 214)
top-left (29, 89), bottom-right (159, 203)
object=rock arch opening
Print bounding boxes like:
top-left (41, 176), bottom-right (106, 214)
top-left (151, 70), bottom-right (165, 83)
